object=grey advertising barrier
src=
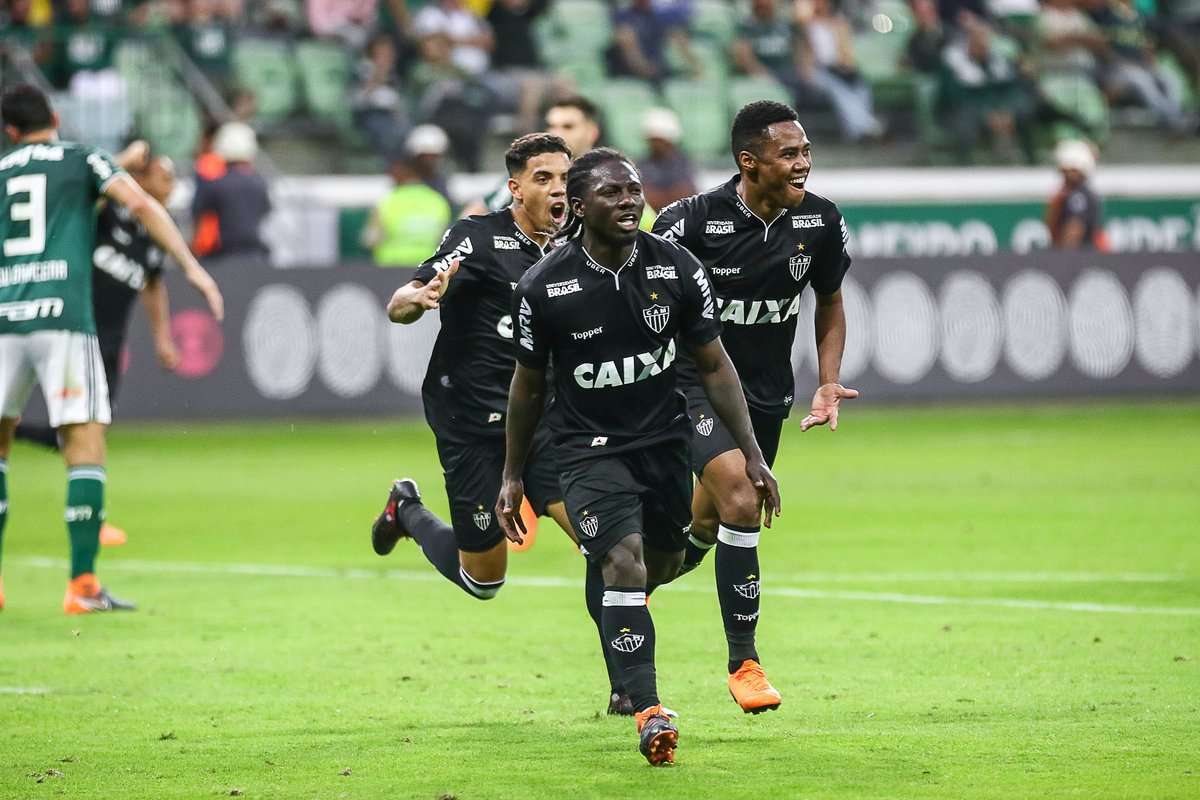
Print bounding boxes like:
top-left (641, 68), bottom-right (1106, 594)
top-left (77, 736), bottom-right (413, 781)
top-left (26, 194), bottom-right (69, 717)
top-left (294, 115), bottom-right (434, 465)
top-left (96, 253), bottom-right (1198, 421)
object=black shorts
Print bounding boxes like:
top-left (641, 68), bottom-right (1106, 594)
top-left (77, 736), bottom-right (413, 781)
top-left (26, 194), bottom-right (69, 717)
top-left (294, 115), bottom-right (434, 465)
top-left (96, 327), bottom-right (124, 404)
top-left (435, 424), bottom-right (561, 553)
top-left (559, 440), bottom-right (693, 564)
top-left (685, 386), bottom-right (785, 477)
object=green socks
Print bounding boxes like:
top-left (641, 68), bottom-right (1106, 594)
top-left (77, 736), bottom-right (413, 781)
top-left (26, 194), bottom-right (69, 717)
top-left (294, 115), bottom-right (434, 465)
top-left (66, 465), bottom-right (105, 578)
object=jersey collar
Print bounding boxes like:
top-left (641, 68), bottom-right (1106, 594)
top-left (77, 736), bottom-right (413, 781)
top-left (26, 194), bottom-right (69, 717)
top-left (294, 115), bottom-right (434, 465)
top-left (580, 238), bottom-right (640, 284)
top-left (723, 175), bottom-right (788, 240)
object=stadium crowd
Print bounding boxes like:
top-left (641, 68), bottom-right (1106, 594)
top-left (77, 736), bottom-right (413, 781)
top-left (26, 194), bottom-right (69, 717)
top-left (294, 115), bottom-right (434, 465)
top-left (1, 0), bottom-right (1196, 171)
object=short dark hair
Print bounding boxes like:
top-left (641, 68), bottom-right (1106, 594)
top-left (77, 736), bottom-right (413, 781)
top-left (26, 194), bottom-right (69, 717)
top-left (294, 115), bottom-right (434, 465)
top-left (546, 94), bottom-right (599, 123)
top-left (730, 100), bottom-right (798, 162)
top-left (1, 84), bottom-right (55, 135)
top-left (505, 132), bottom-right (572, 176)
top-left (562, 147), bottom-right (632, 238)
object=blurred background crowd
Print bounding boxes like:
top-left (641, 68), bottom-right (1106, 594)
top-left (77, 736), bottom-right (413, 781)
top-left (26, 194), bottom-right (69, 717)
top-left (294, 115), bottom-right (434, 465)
top-left (1, 0), bottom-right (1196, 265)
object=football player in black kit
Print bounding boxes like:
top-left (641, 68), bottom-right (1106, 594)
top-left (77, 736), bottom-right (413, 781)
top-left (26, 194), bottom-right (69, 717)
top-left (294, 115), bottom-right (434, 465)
top-left (652, 101), bottom-right (858, 714)
top-left (370, 134), bottom-right (576, 602)
top-left (496, 148), bottom-right (782, 765)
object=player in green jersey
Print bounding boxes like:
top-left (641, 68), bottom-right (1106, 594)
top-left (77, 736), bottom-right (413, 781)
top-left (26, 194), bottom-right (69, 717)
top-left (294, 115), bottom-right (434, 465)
top-left (0, 84), bottom-right (224, 614)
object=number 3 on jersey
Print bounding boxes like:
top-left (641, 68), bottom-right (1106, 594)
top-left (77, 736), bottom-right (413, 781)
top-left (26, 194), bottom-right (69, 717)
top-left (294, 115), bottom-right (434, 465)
top-left (4, 173), bottom-right (47, 258)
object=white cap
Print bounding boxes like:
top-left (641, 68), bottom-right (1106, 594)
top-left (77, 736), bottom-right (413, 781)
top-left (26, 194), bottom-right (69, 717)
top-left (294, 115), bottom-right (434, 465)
top-left (212, 122), bottom-right (258, 162)
top-left (642, 107), bottom-right (682, 143)
top-left (406, 124), bottom-right (449, 156)
top-left (1055, 139), bottom-right (1096, 175)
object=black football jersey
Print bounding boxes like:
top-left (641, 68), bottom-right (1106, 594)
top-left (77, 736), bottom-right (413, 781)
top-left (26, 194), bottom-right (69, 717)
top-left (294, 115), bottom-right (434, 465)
top-left (653, 176), bottom-right (851, 416)
top-left (512, 231), bottom-right (721, 464)
top-left (91, 202), bottom-right (165, 340)
top-left (415, 209), bottom-right (552, 439)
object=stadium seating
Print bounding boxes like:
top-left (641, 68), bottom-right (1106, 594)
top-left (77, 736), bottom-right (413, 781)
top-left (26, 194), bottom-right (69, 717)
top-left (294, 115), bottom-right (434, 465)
top-left (690, 0), bottom-right (741, 48)
top-left (663, 79), bottom-right (728, 160)
top-left (232, 39), bottom-right (297, 122)
top-left (593, 79), bottom-right (660, 159)
top-left (1039, 72), bottom-right (1111, 142)
top-left (727, 75), bottom-right (793, 119)
top-left (854, 2), bottom-right (917, 112)
top-left (295, 40), bottom-right (352, 128)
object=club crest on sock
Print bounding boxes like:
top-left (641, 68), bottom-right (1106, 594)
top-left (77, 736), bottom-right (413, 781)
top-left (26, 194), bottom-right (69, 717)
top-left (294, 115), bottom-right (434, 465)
top-left (733, 579), bottom-right (760, 599)
top-left (610, 627), bottom-right (645, 653)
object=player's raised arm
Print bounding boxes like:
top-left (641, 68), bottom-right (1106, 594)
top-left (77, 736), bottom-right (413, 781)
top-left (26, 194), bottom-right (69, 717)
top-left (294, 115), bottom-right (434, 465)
top-left (103, 174), bottom-right (224, 321)
top-left (386, 260), bottom-right (459, 324)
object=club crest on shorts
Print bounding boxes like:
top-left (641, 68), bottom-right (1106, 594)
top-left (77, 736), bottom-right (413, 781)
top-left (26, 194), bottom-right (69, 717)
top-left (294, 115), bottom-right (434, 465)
top-left (473, 505), bottom-right (492, 531)
top-left (733, 580), bottom-right (760, 599)
top-left (610, 628), bottom-right (645, 653)
top-left (789, 252), bottom-right (811, 282)
top-left (642, 304), bottom-right (670, 334)
top-left (579, 511), bottom-right (599, 538)
top-left (695, 415), bottom-right (714, 437)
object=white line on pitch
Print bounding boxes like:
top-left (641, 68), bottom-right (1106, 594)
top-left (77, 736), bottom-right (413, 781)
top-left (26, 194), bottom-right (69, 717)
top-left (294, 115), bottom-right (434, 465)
top-left (0, 687), bottom-right (51, 695)
top-left (11, 556), bottom-right (1199, 617)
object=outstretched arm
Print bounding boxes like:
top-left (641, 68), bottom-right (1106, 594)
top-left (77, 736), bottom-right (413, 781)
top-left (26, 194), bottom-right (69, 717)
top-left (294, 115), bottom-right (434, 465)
top-left (496, 363), bottom-right (547, 544)
top-left (386, 260), bottom-right (460, 324)
top-left (104, 174), bottom-right (224, 321)
top-left (802, 289), bottom-right (859, 431)
top-left (689, 336), bottom-right (782, 527)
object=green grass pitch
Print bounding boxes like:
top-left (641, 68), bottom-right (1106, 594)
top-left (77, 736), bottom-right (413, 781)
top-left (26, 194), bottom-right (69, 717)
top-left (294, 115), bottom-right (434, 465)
top-left (1, 402), bottom-right (1197, 799)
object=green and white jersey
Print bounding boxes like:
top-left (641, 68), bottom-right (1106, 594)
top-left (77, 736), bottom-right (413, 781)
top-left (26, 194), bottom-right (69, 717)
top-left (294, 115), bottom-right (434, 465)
top-left (0, 140), bottom-right (122, 335)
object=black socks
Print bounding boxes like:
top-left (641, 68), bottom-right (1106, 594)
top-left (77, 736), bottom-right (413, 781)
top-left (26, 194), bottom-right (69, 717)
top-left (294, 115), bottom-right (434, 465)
top-left (715, 522), bottom-right (761, 672)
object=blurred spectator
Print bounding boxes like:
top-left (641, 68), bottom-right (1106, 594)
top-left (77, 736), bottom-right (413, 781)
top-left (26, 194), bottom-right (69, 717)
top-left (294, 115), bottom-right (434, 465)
top-left (1155, 0), bottom-right (1200, 94)
top-left (227, 86), bottom-right (258, 121)
top-left (413, 0), bottom-right (494, 76)
top-left (0, 0), bottom-right (54, 72)
top-left (733, 0), bottom-right (807, 95)
top-left (173, 0), bottom-right (237, 90)
top-left (609, 0), bottom-right (700, 83)
top-left (307, 0), bottom-right (377, 49)
top-left (907, 0), bottom-right (949, 73)
top-left (362, 151), bottom-right (453, 267)
top-left (937, 0), bottom-right (991, 27)
top-left (1035, 0), bottom-right (1108, 77)
top-left (488, 0), bottom-right (565, 132)
top-left (249, 0), bottom-right (304, 35)
top-left (352, 32), bottom-right (410, 159)
top-left (1045, 139), bottom-right (1106, 249)
top-left (798, 0), bottom-right (885, 141)
top-left (639, 107), bottom-right (696, 211)
top-left (191, 121), bottom-right (272, 262)
top-left (52, 0), bottom-right (122, 96)
top-left (406, 123), bottom-right (454, 207)
top-left (1091, 0), bottom-right (1190, 132)
top-left (939, 19), bottom-right (1037, 163)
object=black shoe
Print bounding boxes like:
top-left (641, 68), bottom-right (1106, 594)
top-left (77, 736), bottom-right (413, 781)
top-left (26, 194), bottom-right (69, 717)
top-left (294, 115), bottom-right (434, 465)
top-left (371, 479), bottom-right (420, 556)
top-left (636, 706), bottom-right (678, 766)
top-left (607, 692), bottom-right (635, 716)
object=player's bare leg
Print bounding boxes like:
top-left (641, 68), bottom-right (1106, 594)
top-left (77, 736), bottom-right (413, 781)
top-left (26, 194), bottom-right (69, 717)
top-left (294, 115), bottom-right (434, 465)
top-left (0, 417), bottom-right (15, 610)
top-left (691, 449), bottom-right (781, 713)
top-left (601, 533), bottom-right (678, 765)
top-left (58, 422), bottom-right (134, 614)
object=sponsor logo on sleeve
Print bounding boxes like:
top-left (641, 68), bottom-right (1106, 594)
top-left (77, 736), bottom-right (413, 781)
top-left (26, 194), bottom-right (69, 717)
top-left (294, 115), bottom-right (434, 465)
top-left (661, 218), bottom-right (685, 242)
top-left (433, 236), bottom-right (474, 272)
top-left (692, 267), bottom-right (715, 319)
top-left (517, 297), bottom-right (534, 351)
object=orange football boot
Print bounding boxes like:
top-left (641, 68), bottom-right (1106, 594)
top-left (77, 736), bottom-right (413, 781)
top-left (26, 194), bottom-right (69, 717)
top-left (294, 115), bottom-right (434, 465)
top-left (0, 574), bottom-right (5, 611)
top-left (63, 573), bottom-right (136, 615)
top-left (728, 659), bottom-right (782, 714)
top-left (635, 704), bottom-right (678, 765)
top-left (99, 523), bottom-right (127, 546)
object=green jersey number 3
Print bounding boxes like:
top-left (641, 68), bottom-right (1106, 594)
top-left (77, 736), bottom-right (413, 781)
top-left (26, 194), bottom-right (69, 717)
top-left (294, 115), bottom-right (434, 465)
top-left (4, 173), bottom-right (48, 258)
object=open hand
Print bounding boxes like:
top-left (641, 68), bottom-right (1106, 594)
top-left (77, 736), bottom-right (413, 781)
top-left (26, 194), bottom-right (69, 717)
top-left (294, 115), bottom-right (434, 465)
top-left (800, 383), bottom-right (859, 432)
top-left (495, 478), bottom-right (527, 545)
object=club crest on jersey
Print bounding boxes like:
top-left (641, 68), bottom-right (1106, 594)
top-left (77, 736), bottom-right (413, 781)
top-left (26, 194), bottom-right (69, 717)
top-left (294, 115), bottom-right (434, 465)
top-left (789, 252), bottom-right (811, 281)
top-left (733, 580), bottom-right (760, 599)
top-left (610, 630), bottom-right (645, 653)
top-left (696, 416), bottom-right (714, 437)
top-left (473, 506), bottom-right (492, 531)
top-left (642, 304), bottom-right (670, 334)
top-left (579, 513), bottom-right (600, 538)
